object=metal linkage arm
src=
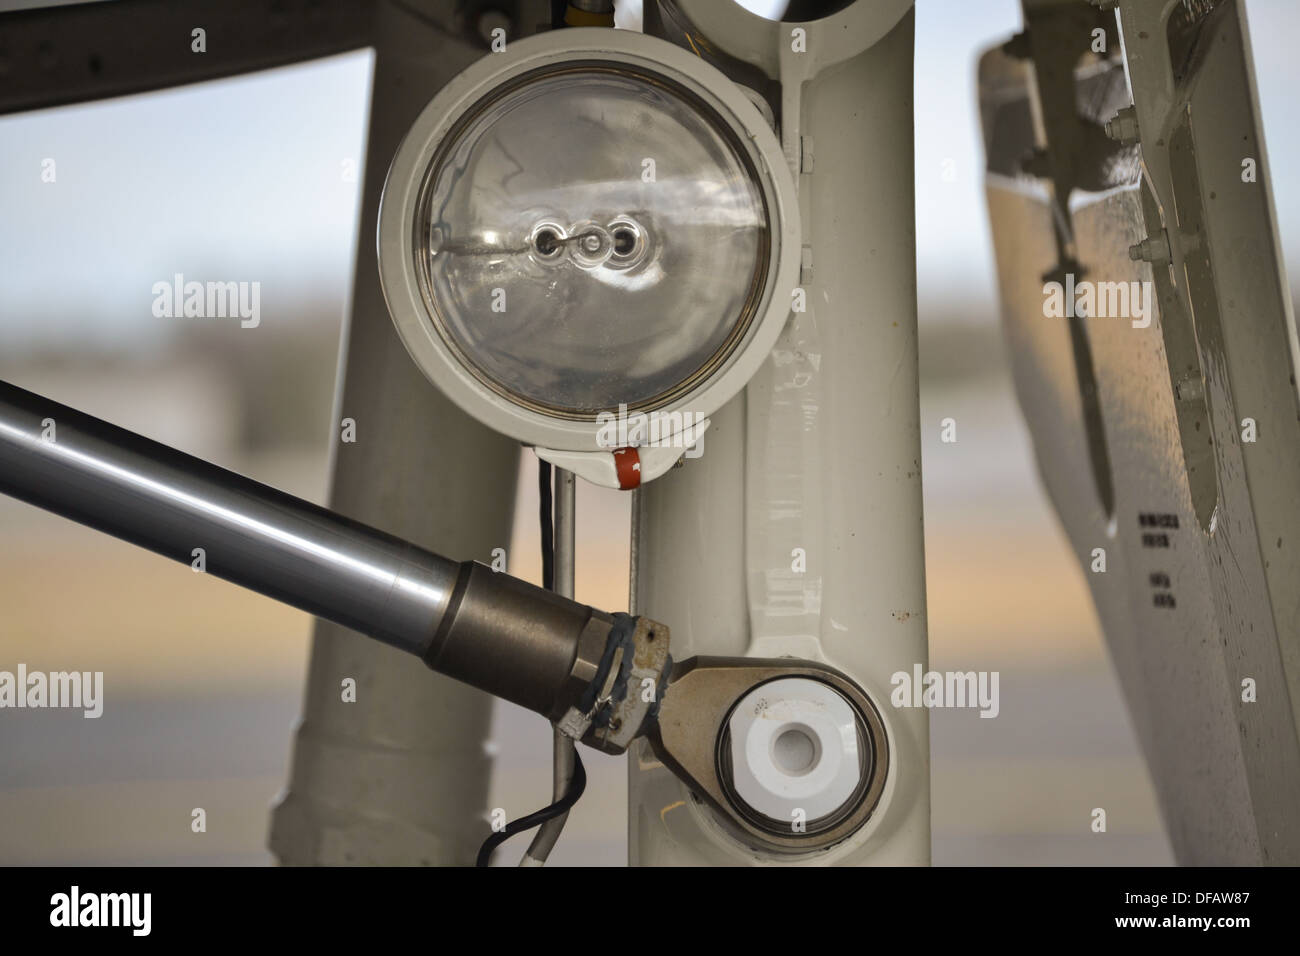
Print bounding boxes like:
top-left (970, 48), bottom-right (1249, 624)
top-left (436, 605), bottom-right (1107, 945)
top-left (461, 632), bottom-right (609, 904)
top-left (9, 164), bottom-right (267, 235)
top-left (0, 378), bottom-right (666, 750)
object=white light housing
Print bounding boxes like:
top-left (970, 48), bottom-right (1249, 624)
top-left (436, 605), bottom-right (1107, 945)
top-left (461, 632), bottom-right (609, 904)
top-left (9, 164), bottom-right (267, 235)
top-left (377, 28), bottom-right (800, 486)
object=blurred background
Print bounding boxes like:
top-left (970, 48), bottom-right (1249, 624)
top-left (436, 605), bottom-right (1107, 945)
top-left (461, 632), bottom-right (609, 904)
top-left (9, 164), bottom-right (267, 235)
top-left (0, 0), bottom-right (1295, 865)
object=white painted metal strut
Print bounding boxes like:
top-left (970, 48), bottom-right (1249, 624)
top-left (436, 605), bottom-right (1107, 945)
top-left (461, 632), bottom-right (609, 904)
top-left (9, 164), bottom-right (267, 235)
top-left (269, 1), bottom-right (522, 867)
top-left (630, 0), bottom-right (930, 865)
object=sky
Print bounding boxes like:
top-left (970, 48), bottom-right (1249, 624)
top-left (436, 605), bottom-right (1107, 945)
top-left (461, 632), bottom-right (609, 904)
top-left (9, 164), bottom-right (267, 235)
top-left (0, 0), bottom-right (1297, 349)
top-left (0, 48), bottom-right (374, 350)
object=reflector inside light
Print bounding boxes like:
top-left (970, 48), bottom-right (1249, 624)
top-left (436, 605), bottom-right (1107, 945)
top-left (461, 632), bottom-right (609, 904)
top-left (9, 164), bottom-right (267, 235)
top-left (379, 30), bottom-right (800, 459)
top-left (412, 65), bottom-right (771, 417)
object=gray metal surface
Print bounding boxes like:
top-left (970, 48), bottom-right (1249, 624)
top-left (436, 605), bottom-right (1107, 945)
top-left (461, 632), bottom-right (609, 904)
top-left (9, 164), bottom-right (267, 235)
top-left (981, 0), bottom-right (1300, 863)
top-left (424, 561), bottom-right (611, 719)
top-left (0, 0), bottom-right (371, 116)
top-left (0, 378), bottom-right (456, 659)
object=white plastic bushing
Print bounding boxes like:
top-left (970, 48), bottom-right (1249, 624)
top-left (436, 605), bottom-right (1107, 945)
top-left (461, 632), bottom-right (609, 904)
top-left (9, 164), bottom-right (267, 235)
top-left (727, 678), bottom-right (863, 825)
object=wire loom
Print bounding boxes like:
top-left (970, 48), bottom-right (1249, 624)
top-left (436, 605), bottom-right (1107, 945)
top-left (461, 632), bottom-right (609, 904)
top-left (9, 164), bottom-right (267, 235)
top-left (476, 459), bottom-right (578, 867)
top-left (475, 754), bottom-right (587, 868)
top-left (476, 464), bottom-right (669, 865)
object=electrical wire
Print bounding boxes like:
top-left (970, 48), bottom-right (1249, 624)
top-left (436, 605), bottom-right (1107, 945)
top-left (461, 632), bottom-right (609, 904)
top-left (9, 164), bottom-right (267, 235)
top-left (475, 752), bottom-right (587, 868)
top-left (521, 466), bottom-right (577, 865)
top-left (520, 730), bottom-right (575, 866)
top-left (475, 459), bottom-right (581, 867)
top-left (539, 459), bottom-right (555, 591)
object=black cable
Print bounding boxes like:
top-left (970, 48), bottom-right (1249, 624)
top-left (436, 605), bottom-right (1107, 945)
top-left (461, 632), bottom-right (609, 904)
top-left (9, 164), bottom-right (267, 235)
top-left (538, 459), bottom-right (555, 591)
top-left (473, 457), bottom-right (577, 866)
top-left (550, 0), bottom-right (568, 30)
top-left (476, 750), bottom-right (586, 867)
